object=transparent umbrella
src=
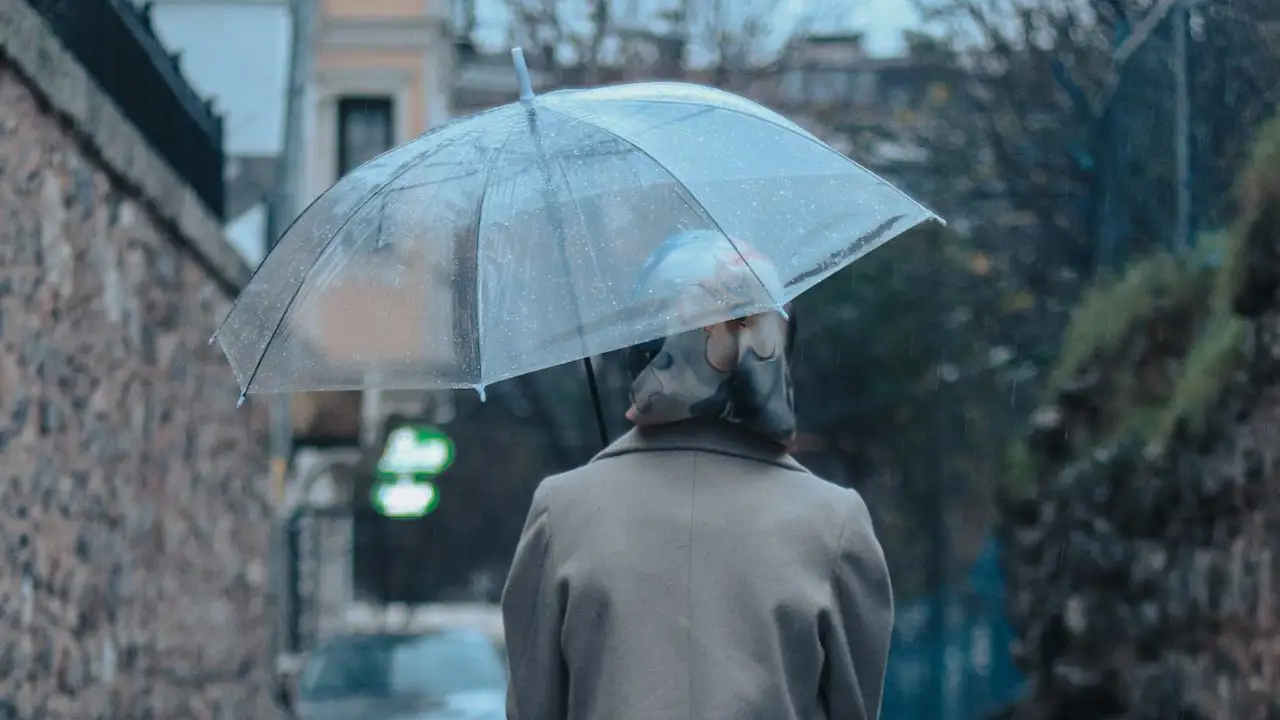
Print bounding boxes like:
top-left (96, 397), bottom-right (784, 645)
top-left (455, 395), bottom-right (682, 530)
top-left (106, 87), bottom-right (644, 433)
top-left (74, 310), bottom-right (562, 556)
top-left (214, 48), bottom-right (941, 421)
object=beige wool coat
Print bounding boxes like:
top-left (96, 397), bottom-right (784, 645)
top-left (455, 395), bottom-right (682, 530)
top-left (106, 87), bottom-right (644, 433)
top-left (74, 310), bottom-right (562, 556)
top-left (502, 419), bottom-right (894, 720)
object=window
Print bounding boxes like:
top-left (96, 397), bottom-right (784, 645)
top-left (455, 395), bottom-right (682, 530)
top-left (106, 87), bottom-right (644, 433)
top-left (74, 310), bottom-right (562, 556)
top-left (337, 96), bottom-right (395, 178)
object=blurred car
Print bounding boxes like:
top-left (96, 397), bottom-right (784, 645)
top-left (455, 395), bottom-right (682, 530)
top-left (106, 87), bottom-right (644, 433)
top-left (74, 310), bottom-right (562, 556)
top-left (291, 627), bottom-right (507, 720)
top-left (341, 601), bottom-right (504, 648)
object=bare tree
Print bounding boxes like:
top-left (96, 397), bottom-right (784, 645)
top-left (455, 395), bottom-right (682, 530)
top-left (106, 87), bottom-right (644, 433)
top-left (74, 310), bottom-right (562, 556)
top-left (916, 0), bottom-right (1280, 276)
top-left (501, 0), bottom-right (826, 84)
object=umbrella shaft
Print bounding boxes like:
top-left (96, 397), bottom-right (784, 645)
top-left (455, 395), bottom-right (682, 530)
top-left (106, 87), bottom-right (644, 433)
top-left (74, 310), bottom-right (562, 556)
top-left (524, 106), bottom-right (610, 447)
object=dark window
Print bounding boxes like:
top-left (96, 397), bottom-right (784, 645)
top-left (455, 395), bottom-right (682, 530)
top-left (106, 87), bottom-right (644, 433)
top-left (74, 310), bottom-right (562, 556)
top-left (337, 97), bottom-right (395, 178)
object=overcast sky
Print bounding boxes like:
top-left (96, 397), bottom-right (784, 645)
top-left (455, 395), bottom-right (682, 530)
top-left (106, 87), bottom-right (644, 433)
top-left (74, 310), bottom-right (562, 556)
top-left (847, 0), bottom-right (922, 55)
top-left (469, 0), bottom-right (923, 59)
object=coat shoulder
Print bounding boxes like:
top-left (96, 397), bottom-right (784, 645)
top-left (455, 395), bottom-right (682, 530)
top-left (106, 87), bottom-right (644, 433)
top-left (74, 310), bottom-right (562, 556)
top-left (537, 449), bottom-right (857, 509)
top-left (527, 462), bottom-right (601, 510)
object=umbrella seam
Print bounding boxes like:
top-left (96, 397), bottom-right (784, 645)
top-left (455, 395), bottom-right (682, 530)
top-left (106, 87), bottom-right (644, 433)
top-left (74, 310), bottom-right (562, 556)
top-left (548, 152), bottom-right (598, 346)
top-left (470, 117), bottom-right (524, 386)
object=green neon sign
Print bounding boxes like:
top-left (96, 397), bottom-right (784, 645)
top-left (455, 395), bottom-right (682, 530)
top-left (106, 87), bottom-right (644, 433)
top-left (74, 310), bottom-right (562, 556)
top-left (371, 478), bottom-right (440, 519)
top-left (371, 425), bottom-right (455, 518)
top-left (376, 426), bottom-right (455, 479)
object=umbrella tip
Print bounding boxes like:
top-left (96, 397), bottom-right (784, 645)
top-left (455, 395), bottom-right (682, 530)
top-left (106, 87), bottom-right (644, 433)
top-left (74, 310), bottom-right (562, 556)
top-left (510, 47), bottom-right (535, 103)
top-left (207, 332), bottom-right (217, 345)
top-left (236, 391), bottom-right (247, 408)
top-left (473, 384), bottom-right (487, 402)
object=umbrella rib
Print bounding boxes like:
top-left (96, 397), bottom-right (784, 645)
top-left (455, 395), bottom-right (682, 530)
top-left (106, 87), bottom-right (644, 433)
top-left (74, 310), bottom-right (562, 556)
top-left (539, 105), bottom-right (784, 310)
top-left (469, 119), bottom-right (523, 387)
top-left (782, 213), bottom-right (911, 289)
top-left (237, 133), bottom-right (468, 397)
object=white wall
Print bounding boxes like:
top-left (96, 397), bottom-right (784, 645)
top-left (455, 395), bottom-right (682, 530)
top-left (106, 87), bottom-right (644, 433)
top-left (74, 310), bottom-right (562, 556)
top-left (149, 1), bottom-right (293, 157)
top-left (226, 202), bottom-right (268, 268)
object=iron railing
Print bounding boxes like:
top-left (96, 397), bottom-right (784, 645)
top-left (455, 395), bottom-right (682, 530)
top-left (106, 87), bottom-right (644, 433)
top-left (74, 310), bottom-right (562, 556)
top-left (25, 0), bottom-right (226, 218)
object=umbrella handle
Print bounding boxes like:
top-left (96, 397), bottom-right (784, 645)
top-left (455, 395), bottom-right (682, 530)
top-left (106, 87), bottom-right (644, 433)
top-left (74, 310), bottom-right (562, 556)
top-left (510, 46), bottom-right (604, 449)
top-left (582, 356), bottom-right (609, 449)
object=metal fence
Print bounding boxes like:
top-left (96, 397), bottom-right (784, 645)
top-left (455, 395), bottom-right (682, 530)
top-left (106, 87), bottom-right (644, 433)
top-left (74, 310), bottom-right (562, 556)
top-left (882, 538), bottom-right (1024, 720)
top-left (284, 504), bottom-right (486, 654)
top-left (284, 505), bottom-right (357, 653)
top-left (25, 0), bottom-right (226, 218)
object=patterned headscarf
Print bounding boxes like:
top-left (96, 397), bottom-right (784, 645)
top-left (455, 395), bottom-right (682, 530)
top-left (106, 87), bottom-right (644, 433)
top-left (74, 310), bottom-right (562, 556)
top-left (625, 231), bottom-right (797, 445)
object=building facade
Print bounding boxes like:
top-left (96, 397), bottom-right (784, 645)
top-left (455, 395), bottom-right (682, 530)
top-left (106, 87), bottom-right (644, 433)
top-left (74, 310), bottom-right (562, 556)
top-left (299, 0), bottom-right (454, 205)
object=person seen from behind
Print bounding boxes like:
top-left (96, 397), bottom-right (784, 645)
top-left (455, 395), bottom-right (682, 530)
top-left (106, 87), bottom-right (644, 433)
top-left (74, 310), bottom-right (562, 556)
top-left (501, 230), bottom-right (894, 720)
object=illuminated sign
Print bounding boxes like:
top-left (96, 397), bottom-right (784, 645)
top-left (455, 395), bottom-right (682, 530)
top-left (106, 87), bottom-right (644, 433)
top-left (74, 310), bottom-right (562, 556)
top-left (371, 425), bottom-right (455, 518)
top-left (372, 477), bottom-right (440, 518)
top-left (377, 426), bottom-right (455, 478)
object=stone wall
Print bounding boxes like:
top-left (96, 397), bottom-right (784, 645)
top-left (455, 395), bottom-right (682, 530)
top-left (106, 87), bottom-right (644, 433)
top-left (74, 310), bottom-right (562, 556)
top-left (0, 35), bottom-right (275, 720)
top-left (1002, 400), bottom-right (1280, 719)
top-left (998, 126), bottom-right (1280, 719)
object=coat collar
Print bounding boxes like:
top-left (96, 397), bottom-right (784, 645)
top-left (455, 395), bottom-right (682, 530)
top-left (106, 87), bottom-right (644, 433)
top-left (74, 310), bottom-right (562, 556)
top-left (592, 419), bottom-right (808, 472)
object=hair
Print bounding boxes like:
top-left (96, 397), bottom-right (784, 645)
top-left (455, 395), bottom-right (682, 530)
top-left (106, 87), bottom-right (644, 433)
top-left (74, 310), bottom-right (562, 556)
top-left (624, 309), bottom-right (798, 382)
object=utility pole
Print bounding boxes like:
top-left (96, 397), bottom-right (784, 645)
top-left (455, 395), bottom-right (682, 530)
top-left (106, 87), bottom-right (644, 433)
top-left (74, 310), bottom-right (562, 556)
top-left (1094, 0), bottom-right (1183, 268)
top-left (1172, 0), bottom-right (1192, 249)
top-left (1113, 0), bottom-right (1182, 67)
top-left (270, 0), bottom-right (314, 675)
top-left (272, 0), bottom-right (315, 505)
top-left (1102, 0), bottom-right (1195, 254)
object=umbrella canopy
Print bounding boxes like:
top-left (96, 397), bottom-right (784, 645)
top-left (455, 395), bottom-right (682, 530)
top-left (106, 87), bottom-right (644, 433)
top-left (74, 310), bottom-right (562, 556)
top-left (214, 56), bottom-right (940, 399)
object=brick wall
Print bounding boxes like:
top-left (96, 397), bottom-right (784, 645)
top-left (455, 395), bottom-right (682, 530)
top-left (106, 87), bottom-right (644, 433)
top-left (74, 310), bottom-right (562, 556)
top-left (0, 56), bottom-right (277, 719)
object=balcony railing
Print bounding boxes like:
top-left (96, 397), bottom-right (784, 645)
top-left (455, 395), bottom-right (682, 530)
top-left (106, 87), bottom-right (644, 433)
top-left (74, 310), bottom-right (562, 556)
top-left (25, 0), bottom-right (226, 219)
